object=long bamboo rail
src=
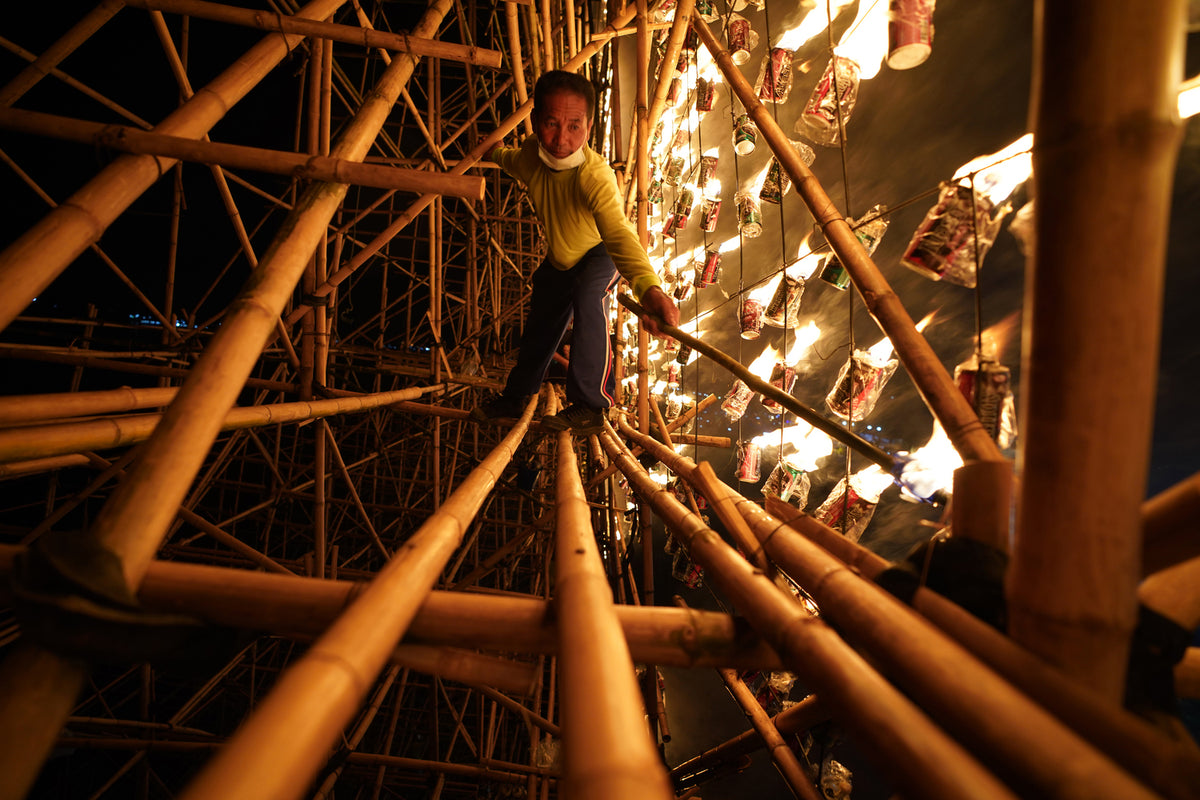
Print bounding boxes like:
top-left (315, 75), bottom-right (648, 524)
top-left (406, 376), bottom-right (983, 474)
top-left (596, 423), bottom-right (1019, 800)
top-left (618, 294), bottom-right (895, 470)
top-left (174, 394), bottom-right (535, 799)
top-left (0, 385), bottom-right (443, 462)
top-left (0, 0), bottom-right (351, 335)
top-left (624, 419), bottom-right (1191, 800)
top-left (123, 0), bottom-right (503, 67)
top-left (552, 430), bottom-right (674, 799)
top-left (0, 109), bottom-right (486, 198)
top-left (0, 386), bottom-right (179, 427)
top-left (688, 16), bottom-right (1003, 466)
top-left (1143, 471), bottom-right (1200, 575)
top-left (718, 668), bottom-right (822, 800)
top-left (1008, 0), bottom-right (1186, 701)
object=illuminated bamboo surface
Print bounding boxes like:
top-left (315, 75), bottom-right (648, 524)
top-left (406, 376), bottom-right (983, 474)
top-left (597, 422), bottom-right (1019, 800)
top-left (176, 395), bottom-right (535, 800)
top-left (552, 430), bottom-right (673, 800)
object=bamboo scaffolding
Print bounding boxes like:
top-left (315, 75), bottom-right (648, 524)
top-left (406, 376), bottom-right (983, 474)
top-left (688, 16), bottom-right (1003, 466)
top-left (1008, 0), bottom-right (1185, 701)
top-left (1143, 471), bottom-right (1200, 574)
top-left (124, 0), bottom-right (503, 67)
top-left (618, 294), bottom-right (894, 470)
top-left (0, 0), bottom-right (351, 335)
top-left (0, 453), bottom-right (93, 479)
top-left (174, 394), bottom-right (535, 799)
top-left (0, 386), bottom-right (179, 426)
top-left (596, 424), bottom-right (1019, 800)
top-left (553, 428), bottom-right (674, 799)
top-left (627, 420), bottom-right (1196, 800)
top-left (0, 109), bottom-right (486, 198)
top-left (0, 385), bottom-right (443, 462)
top-left (504, 1), bottom-right (534, 137)
top-left (718, 668), bottom-right (822, 800)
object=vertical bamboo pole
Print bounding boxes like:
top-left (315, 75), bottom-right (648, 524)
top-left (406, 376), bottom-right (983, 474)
top-left (0, 0), bottom-right (351, 335)
top-left (504, 2), bottom-right (533, 136)
top-left (635, 0), bottom-right (651, 437)
top-left (553, 430), bottom-right (673, 799)
top-left (1008, 0), bottom-right (1185, 700)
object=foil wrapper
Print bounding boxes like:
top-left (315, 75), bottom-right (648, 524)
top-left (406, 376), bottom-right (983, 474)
top-left (696, 77), bottom-right (716, 112)
top-left (672, 548), bottom-right (704, 588)
top-left (726, 15), bottom-right (758, 66)
top-left (735, 190), bottom-right (762, 238)
top-left (647, 175), bottom-right (665, 206)
top-left (760, 361), bottom-right (796, 412)
top-left (664, 155), bottom-right (686, 187)
top-left (733, 113), bottom-right (758, 156)
top-left (900, 181), bottom-right (1012, 288)
top-left (739, 297), bottom-right (764, 340)
top-left (700, 197), bottom-right (722, 232)
top-left (721, 379), bottom-right (755, 421)
top-left (755, 47), bottom-right (796, 103)
top-left (698, 155), bottom-right (719, 189)
top-left (796, 55), bottom-right (861, 147)
top-left (695, 248), bottom-right (721, 287)
top-left (887, 0), bottom-right (936, 70)
top-left (760, 140), bottom-right (817, 204)
top-left (818, 255), bottom-right (850, 290)
top-left (673, 187), bottom-right (695, 229)
top-left (736, 441), bottom-right (761, 482)
top-left (667, 76), bottom-right (683, 106)
top-left (764, 274), bottom-right (805, 328)
top-left (763, 460), bottom-right (811, 507)
top-left (672, 278), bottom-right (694, 302)
top-left (814, 478), bottom-right (877, 543)
top-left (826, 348), bottom-right (899, 421)
top-left (675, 343), bottom-right (693, 365)
top-left (954, 358), bottom-right (1018, 449)
top-left (819, 204), bottom-right (891, 289)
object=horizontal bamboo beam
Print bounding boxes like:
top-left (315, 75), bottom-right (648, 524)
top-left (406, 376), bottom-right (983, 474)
top-left (1142, 470), bottom-right (1200, 574)
top-left (0, 384), bottom-right (443, 462)
top-left (0, 454), bottom-right (93, 479)
top-left (597, 424), bottom-right (1018, 800)
top-left (0, 386), bottom-right (178, 427)
top-left (689, 16), bottom-right (1003, 465)
top-left (123, 0), bottom-right (503, 67)
top-left (0, 108), bottom-right (485, 199)
top-left (618, 295), bottom-right (895, 470)
top-left (761, 495), bottom-right (1200, 800)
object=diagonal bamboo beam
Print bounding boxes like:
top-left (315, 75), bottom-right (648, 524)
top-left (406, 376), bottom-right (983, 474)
top-left (553, 428), bottom-right (674, 799)
top-left (1143, 470), bottom-right (1200, 575)
top-left (689, 15), bottom-right (1003, 466)
top-left (125, 0), bottom-right (503, 66)
top-left (0, 0), bottom-right (351, 335)
top-left (596, 421), bottom-right (1019, 800)
top-left (0, 108), bottom-right (486, 198)
top-left (175, 394), bottom-right (536, 800)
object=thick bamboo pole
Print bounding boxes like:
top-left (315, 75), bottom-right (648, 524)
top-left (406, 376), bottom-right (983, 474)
top-left (0, 385), bottom-right (443, 462)
top-left (689, 16), bottom-right (1002, 465)
top-left (124, 0), bottom-right (503, 66)
top-left (597, 426), bottom-right (1019, 800)
top-left (626, 421), bottom-right (1188, 800)
top-left (504, 1), bottom-right (534, 137)
top-left (0, 109), bottom-right (486, 198)
top-left (1143, 471), bottom-right (1200, 575)
top-left (1009, 0), bottom-right (1185, 700)
top-left (618, 295), bottom-right (894, 469)
top-left (0, 386), bottom-right (178, 427)
top-left (175, 394), bottom-right (535, 800)
top-left (718, 669), bottom-right (822, 800)
top-left (0, 0), bottom-right (351, 335)
top-left (553, 429), bottom-right (674, 800)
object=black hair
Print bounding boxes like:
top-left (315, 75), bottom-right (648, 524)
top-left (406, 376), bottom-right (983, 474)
top-left (532, 70), bottom-right (596, 122)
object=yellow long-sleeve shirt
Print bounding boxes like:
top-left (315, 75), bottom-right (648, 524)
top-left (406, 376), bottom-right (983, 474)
top-left (491, 138), bottom-right (662, 301)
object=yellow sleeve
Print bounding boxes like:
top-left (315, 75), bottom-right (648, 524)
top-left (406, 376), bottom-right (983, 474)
top-left (579, 164), bottom-right (661, 301)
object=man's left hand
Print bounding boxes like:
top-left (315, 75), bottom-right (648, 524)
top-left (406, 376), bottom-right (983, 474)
top-left (640, 286), bottom-right (680, 338)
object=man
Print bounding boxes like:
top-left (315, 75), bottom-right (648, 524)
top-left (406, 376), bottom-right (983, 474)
top-left (471, 70), bottom-right (679, 433)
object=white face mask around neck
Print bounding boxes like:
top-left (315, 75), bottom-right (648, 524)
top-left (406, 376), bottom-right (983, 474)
top-left (537, 141), bottom-right (586, 171)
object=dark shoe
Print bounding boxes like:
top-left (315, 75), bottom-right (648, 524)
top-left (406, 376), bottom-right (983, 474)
top-left (470, 393), bottom-right (529, 423)
top-left (542, 403), bottom-right (605, 434)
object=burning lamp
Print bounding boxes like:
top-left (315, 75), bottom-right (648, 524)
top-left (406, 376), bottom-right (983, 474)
top-left (825, 348), bottom-right (899, 421)
top-left (900, 181), bottom-right (1012, 288)
top-left (796, 55), bottom-right (861, 147)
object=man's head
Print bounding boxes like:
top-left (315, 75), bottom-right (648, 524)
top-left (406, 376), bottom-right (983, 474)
top-left (532, 70), bottom-right (595, 160)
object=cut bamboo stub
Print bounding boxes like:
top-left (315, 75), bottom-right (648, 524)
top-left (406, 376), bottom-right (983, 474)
top-left (0, 109), bottom-right (486, 199)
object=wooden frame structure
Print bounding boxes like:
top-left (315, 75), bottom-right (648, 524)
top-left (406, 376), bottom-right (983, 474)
top-left (0, 1), bottom-right (1197, 798)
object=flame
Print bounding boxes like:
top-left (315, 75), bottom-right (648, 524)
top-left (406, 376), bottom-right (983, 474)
top-left (776, 0), bottom-right (854, 51)
top-left (704, 177), bottom-right (722, 199)
top-left (748, 344), bottom-right (780, 378)
top-left (915, 311), bottom-right (935, 333)
top-left (850, 463), bottom-right (896, 503)
top-left (718, 235), bottom-right (743, 254)
top-left (865, 333), bottom-right (895, 364)
top-left (834, 0), bottom-right (890, 80)
top-left (751, 420), bottom-right (833, 470)
top-left (783, 320), bottom-right (821, 363)
top-left (980, 310), bottom-right (1020, 362)
top-left (1180, 73), bottom-right (1200, 118)
top-left (745, 159), bottom-right (772, 194)
top-left (952, 133), bottom-right (1033, 204)
top-left (749, 279), bottom-right (777, 306)
top-left (897, 421), bottom-right (964, 502)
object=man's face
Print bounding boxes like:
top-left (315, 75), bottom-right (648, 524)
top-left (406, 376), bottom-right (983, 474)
top-left (533, 90), bottom-right (592, 160)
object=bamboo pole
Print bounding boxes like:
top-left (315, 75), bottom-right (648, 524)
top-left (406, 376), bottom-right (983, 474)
top-left (951, 460), bottom-right (1014, 553)
top-left (0, 0), bottom-right (351, 336)
top-left (1008, 0), bottom-right (1185, 700)
top-left (175, 394), bottom-right (535, 800)
top-left (0, 385), bottom-right (443, 463)
top-left (718, 669), bottom-right (822, 800)
top-left (1139, 556), bottom-right (1200, 632)
top-left (1143, 471), bottom-right (1200, 575)
top-left (688, 16), bottom-right (1003, 466)
top-left (312, 666), bottom-right (400, 800)
top-left (0, 386), bottom-right (179, 426)
top-left (0, 108), bottom-right (486, 198)
top-left (618, 294), bottom-right (894, 470)
top-left (504, 2), bottom-right (534, 137)
top-left (124, 0), bottom-right (503, 67)
top-left (0, 454), bottom-right (92, 479)
top-left (625, 420), bottom-right (1185, 800)
top-left (596, 425), bottom-right (1019, 800)
top-left (553, 428), bottom-right (674, 800)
